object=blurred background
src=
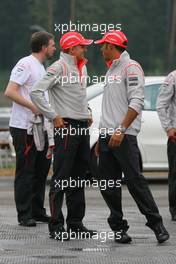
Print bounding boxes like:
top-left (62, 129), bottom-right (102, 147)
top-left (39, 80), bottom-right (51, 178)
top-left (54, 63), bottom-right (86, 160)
top-left (0, 0), bottom-right (176, 107)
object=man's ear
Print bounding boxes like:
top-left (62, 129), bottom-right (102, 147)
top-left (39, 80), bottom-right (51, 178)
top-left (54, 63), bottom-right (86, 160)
top-left (69, 47), bottom-right (74, 55)
top-left (41, 45), bottom-right (47, 52)
top-left (105, 43), bottom-right (113, 50)
top-left (109, 44), bottom-right (115, 50)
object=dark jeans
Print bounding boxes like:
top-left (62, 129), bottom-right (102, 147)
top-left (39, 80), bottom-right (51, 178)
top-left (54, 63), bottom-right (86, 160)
top-left (10, 127), bottom-right (51, 222)
top-left (48, 119), bottom-right (90, 233)
top-left (99, 134), bottom-right (162, 231)
top-left (167, 138), bottom-right (176, 217)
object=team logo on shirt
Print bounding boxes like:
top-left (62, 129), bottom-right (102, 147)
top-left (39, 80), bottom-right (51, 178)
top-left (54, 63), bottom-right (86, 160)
top-left (16, 67), bottom-right (24, 72)
top-left (128, 74), bottom-right (139, 86)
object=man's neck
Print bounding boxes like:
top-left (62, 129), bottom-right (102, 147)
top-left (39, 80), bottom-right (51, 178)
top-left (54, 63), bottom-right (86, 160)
top-left (106, 52), bottom-right (121, 68)
top-left (111, 52), bottom-right (121, 61)
top-left (32, 52), bottom-right (45, 64)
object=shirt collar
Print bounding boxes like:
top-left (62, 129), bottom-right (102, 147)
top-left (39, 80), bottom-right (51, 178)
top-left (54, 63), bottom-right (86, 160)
top-left (106, 50), bottom-right (130, 69)
top-left (60, 51), bottom-right (87, 68)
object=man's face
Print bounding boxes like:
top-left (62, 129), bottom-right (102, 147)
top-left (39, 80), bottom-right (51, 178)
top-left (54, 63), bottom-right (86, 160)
top-left (45, 38), bottom-right (56, 58)
top-left (71, 45), bottom-right (87, 61)
top-left (100, 43), bottom-right (113, 61)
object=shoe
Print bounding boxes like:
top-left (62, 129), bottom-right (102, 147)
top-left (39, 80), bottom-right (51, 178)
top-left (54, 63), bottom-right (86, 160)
top-left (50, 226), bottom-right (70, 241)
top-left (171, 215), bottom-right (176, 221)
top-left (151, 222), bottom-right (169, 243)
top-left (114, 230), bottom-right (132, 244)
top-left (33, 214), bottom-right (50, 223)
top-left (67, 224), bottom-right (97, 239)
top-left (19, 218), bottom-right (36, 227)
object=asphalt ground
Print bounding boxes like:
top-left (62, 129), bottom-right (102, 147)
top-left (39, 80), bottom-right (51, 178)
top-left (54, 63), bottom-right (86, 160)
top-left (0, 176), bottom-right (175, 264)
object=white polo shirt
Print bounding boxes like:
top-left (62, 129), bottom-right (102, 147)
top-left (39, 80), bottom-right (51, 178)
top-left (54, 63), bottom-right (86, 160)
top-left (9, 54), bottom-right (46, 129)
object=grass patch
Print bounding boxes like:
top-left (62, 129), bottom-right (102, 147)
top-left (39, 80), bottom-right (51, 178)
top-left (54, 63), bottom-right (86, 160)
top-left (0, 166), bottom-right (53, 177)
top-left (0, 168), bottom-right (15, 177)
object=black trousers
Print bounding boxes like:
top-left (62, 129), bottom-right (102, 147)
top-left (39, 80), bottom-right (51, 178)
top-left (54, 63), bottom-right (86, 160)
top-left (10, 127), bottom-right (51, 222)
top-left (167, 138), bottom-right (176, 217)
top-left (99, 134), bottom-right (162, 231)
top-left (48, 119), bottom-right (90, 233)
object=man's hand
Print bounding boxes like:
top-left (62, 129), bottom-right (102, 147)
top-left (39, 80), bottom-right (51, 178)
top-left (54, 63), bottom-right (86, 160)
top-left (30, 103), bottom-right (41, 115)
top-left (5, 81), bottom-right (41, 115)
top-left (88, 116), bottom-right (93, 127)
top-left (167, 128), bottom-right (176, 142)
top-left (53, 115), bottom-right (68, 128)
top-left (94, 140), bottom-right (100, 157)
top-left (108, 132), bottom-right (125, 148)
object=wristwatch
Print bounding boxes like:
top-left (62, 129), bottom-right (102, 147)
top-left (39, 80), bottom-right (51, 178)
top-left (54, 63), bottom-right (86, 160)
top-left (88, 106), bottom-right (92, 115)
top-left (115, 125), bottom-right (127, 134)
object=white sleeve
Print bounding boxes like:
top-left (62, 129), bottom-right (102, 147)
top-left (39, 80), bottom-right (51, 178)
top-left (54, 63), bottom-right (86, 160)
top-left (126, 63), bottom-right (145, 114)
top-left (30, 62), bottom-right (63, 120)
top-left (10, 60), bottom-right (30, 85)
top-left (156, 74), bottom-right (175, 131)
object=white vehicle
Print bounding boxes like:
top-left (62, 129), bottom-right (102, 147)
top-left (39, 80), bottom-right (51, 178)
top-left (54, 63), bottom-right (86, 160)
top-left (0, 107), bottom-right (15, 158)
top-left (0, 77), bottom-right (168, 173)
top-left (87, 76), bottom-right (168, 175)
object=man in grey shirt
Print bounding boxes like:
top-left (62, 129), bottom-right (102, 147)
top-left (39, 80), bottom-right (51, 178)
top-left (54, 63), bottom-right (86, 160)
top-left (94, 30), bottom-right (169, 244)
top-left (30, 31), bottom-right (96, 240)
top-left (157, 70), bottom-right (176, 221)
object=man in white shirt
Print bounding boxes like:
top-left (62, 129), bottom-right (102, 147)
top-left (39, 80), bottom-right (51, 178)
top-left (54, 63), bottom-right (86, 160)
top-left (4, 31), bottom-right (56, 226)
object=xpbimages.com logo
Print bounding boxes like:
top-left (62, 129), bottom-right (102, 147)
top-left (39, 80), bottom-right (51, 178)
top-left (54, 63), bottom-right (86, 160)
top-left (54, 21), bottom-right (122, 34)
top-left (54, 178), bottom-right (121, 191)
top-left (54, 230), bottom-right (122, 243)
top-left (52, 73), bottom-right (122, 86)
top-left (54, 127), bottom-right (123, 138)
